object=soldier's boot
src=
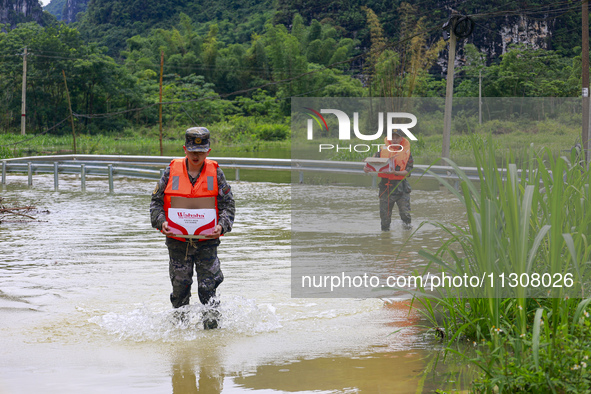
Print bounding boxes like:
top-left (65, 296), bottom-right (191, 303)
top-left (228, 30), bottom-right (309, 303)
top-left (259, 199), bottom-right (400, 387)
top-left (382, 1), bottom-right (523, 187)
top-left (202, 309), bottom-right (220, 330)
top-left (172, 309), bottom-right (189, 325)
top-left (200, 293), bottom-right (220, 330)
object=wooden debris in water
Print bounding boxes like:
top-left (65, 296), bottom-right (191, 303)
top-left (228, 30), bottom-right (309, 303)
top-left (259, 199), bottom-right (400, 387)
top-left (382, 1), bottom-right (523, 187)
top-left (0, 197), bottom-right (48, 222)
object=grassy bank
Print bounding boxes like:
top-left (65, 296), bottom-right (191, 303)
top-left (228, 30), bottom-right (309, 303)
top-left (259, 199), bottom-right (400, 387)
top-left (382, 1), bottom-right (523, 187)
top-left (0, 118), bottom-right (291, 160)
top-left (414, 136), bottom-right (591, 392)
top-left (1, 115), bottom-right (583, 163)
top-left (301, 115), bottom-right (582, 166)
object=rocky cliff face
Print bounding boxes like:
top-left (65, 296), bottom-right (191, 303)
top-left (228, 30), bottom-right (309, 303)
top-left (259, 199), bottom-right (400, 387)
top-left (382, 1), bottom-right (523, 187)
top-left (0, 0), bottom-right (44, 27)
top-left (485, 15), bottom-right (552, 58)
top-left (63, 0), bottom-right (87, 23)
top-left (437, 13), bottom-right (556, 74)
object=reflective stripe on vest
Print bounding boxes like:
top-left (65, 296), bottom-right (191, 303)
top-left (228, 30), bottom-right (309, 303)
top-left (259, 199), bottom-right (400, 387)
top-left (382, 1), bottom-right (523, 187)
top-left (163, 158), bottom-right (219, 242)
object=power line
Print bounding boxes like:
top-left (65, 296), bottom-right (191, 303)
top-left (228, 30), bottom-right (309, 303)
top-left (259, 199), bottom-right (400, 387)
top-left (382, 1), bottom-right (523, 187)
top-left (3, 0), bottom-right (584, 127)
top-left (4, 2), bottom-right (581, 77)
top-left (70, 22), bottom-right (447, 119)
top-left (0, 77), bottom-right (356, 150)
top-left (468, 0), bottom-right (582, 19)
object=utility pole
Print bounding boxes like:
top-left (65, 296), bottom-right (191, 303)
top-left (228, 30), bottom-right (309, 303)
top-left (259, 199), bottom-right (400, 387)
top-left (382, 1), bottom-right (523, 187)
top-left (584, 0), bottom-right (590, 163)
top-left (479, 70), bottom-right (482, 125)
top-left (21, 47), bottom-right (27, 135)
top-left (441, 15), bottom-right (474, 159)
top-left (62, 70), bottom-right (77, 154)
top-left (159, 51), bottom-right (164, 156)
top-left (442, 30), bottom-right (456, 159)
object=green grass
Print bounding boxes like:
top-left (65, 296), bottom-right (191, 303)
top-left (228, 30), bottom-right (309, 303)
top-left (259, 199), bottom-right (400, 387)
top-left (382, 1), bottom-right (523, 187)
top-left (0, 119), bottom-right (291, 160)
top-left (1, 114), bottom-right (583, 163)
top-left (294, 114), bottom-right (582, 166)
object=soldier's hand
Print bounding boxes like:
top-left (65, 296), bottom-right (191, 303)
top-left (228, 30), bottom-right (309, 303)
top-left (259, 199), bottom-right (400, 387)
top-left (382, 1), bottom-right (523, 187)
top-left (161, 221), bottom-right (174, 236)
top-left (204, 224), bottom-right (222, 239)
top-left (363, 164), bottom-right (372, 173)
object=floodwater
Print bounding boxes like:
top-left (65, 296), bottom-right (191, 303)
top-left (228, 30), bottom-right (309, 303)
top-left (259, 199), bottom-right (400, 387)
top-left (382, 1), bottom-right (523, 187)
top-left (0, 173), bottom-right (472, 393)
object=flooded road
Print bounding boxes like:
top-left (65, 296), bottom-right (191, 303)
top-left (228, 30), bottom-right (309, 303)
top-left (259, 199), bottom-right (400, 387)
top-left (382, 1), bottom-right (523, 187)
top-left (1, 174), bottom-right (470, 393)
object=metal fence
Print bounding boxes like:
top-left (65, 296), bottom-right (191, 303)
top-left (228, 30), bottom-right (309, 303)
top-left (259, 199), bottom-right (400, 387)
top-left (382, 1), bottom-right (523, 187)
top-left (1, 154), bottom-right (489, 191)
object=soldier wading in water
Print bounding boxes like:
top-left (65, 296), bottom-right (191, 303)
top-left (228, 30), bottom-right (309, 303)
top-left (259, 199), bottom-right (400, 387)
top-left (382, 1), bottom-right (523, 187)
top-left (363, 130), bottom-right (413, 231)
top-left (150, 127), bottom-right (235, 329)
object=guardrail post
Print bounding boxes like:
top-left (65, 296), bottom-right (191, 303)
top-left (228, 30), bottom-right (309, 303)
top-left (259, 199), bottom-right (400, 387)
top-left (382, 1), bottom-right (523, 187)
top-left (372, 175), bottom-right (377, 188)
top-left (81, 164), bottom-right (86, 192)
top-left (27, 162), bottom-right (32, 186)
top-left (108, 164), bottom-right (114, 192)
top-left (54, 162), bottom-right (59, 191)
top-left (1, 161), bottom-right (6, 185)
top-left (299, 171), bottom-right (303, 184)
top-left (235, 168), bottom-right (240, 181)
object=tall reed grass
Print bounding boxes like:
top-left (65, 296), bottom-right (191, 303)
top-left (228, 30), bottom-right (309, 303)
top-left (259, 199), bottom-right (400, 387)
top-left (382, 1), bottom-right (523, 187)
top-left (414, 136), bottom-right (591, 391)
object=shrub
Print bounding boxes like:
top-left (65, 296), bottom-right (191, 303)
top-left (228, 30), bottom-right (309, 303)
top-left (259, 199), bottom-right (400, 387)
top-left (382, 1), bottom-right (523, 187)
top-left (255, 123), bottom-right (290, 141)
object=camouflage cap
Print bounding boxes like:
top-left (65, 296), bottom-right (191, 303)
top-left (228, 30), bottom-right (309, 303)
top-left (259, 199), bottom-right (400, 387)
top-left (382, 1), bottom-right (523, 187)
top-left (185, 127), bottom-right (211, 152)
top-left (392, 129), bottom-right (404, 137)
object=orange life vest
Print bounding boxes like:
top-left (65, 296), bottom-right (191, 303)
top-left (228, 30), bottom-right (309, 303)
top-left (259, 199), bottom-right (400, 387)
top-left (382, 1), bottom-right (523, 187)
top-left (379, 137), bottom-right (410, 180)
top-left (163, 158), bottom-right (219, 242)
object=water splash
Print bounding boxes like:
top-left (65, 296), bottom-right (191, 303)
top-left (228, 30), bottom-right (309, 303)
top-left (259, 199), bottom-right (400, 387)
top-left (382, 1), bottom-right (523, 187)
top-left (89, 295), bottom-right (281, 342)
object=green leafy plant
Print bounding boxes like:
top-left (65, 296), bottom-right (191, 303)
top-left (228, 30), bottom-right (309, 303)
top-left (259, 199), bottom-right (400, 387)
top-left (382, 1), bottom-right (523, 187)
top-left (412, 135), bottom-right (591, 392)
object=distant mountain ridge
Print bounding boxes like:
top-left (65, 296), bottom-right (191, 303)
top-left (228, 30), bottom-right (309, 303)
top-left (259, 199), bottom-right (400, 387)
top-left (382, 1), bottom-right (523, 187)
top-left (6, 0), bottom-right (584, 65)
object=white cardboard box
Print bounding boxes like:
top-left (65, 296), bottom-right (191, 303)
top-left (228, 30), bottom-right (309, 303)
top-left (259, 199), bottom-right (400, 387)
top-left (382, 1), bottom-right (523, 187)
top-left (364, 157), bottom-right (391, 173)
top-left (167, 208), bottom-right (217, 238)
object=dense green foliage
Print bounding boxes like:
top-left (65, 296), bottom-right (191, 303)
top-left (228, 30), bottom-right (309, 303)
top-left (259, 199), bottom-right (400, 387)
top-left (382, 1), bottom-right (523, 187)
top-left (1, 0), bottom-right (590, 147)
top-left (274, 0), bottom-right (583, 58)
top-left (75, 0), bottom-right (274, 56)
top-left (0, 11), bottom-right (371, 136)
top-left (456, 44), bottom-right (581, 98)
top-left (0, 22), bottom-right (139, 134)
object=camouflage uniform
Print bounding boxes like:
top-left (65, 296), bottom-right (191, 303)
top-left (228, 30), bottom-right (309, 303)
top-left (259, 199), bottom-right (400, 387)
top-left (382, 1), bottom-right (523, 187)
top-left (376, 153), bottom-right (413, 231)
top-left (150, 159), bottom-right (235, 309)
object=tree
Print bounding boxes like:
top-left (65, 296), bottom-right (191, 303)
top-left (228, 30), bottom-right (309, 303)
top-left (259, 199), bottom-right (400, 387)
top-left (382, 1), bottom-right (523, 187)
top-left (360, 3), bottom-right (445, 100)
top-left (201, 24), bottom-right (219, 83)
top-left (0, 22), bottom-right (141, 133)
top-left (362, 6), bottom-right (385, 98)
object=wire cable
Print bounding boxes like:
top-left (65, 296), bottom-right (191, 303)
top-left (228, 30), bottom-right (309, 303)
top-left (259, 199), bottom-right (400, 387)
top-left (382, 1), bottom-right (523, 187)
top-left (70, 21), bottom-right (448, 119)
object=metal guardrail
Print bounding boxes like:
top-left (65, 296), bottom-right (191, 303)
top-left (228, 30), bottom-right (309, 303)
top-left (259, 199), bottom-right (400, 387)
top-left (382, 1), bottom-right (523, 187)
top-left (1, 154), bottom-right (488, 191)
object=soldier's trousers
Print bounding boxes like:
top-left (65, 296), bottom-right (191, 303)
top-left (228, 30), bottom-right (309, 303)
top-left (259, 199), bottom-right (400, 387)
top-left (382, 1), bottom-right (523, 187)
top-left (166, 237), bottom-right (224, 308)
top-left (378, 180), bottom-right (411, 230)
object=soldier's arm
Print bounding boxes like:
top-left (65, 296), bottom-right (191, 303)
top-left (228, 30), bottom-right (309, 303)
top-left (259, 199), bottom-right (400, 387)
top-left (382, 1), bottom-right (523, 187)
top-left (216, 167), bottom-right (235, 234)
top-left (405, 153), bottom-right (414, 177)
top-left (150, 166), bottom-right (170, 231)
top-left (393, 153), bottom-right (414, 177)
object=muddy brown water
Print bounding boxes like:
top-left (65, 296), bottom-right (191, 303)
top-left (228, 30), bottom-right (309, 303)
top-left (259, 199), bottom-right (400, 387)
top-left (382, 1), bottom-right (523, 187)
top-left (0, 173), bottom-right (472, 393)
